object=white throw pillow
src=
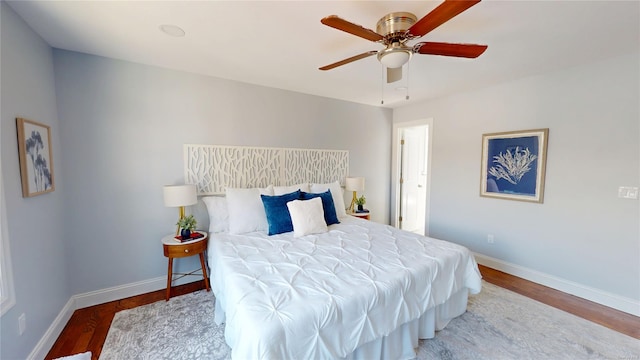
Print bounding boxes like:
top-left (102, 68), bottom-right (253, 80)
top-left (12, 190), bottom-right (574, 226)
top-left (274, 182), bottom-right (310, 195)
top-left (310, 181), bottom-right (347, 219)
top-left (287, 198), bottom-right (328, 237)
top-left (226, 185), bottom-right (274, 234)
top-left (201, 196), bottom-right (229, 233)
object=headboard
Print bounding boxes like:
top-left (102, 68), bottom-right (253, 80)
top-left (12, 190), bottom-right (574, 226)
top-left (184, 144), bottom-right (349, 195)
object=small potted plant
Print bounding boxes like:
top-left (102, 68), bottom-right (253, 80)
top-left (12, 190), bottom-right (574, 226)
top-left (355, 195), bottom-right (366, 212)
top-left (177, 214), bottom-right (197, 239)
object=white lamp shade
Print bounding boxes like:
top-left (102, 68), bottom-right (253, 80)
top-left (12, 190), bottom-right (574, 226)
top-left (345, 177), bottom-right (365, 192)
top-left (163, 184), bottom-right (197, 207)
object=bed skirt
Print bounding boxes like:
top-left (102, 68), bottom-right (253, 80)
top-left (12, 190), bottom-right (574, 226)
top-left (215, 287), bottom-right (471, 359)
top-left (344, 287), bottom-right (470, 360)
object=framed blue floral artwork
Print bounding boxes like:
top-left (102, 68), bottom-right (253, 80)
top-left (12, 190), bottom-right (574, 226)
top-left (480, 129), bottom-right (548, 203)
top-left (17, 118), bottom-right (55, 197)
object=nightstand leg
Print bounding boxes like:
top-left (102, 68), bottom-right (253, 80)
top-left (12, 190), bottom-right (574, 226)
top-left (166, 257), bottom-right (174, 301)
top-left (199, 253), bottom-right (211, 292)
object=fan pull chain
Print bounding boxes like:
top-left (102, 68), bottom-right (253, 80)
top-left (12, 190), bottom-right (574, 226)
top-left (405, 62), bottom-right (410, 101)
top-left (380, 65), bottom-right (385, 105)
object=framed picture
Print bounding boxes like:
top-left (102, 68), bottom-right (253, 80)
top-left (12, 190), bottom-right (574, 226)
top-left (480, 128), bottom-right (548, 203)
top-left (16, 118), bottom-right (55, 197)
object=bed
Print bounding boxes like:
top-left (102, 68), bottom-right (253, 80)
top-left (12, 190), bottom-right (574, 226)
top-left (202, 182), bottom-right (482, 359)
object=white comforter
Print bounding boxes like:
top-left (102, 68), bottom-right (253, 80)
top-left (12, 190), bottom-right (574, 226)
top-left (208, 216), bottom-right (482, 359)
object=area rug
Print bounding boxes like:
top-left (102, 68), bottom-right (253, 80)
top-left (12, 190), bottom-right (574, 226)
top-left (99, 282), bottom-right (639, 360)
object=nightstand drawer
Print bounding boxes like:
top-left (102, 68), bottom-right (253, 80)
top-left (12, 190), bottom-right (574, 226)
top-left (161, 231), bottom-right (210, 301)
top-left (163, 238), bottom-right (207, 258)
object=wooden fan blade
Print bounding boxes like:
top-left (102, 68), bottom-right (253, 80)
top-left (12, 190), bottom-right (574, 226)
top-left (414, 42), bottom-right (487, 58)
top-left (319, 51), bottom-right (378, 70)
top-left (321, 15), bottom-right (384, 42)
top-left (387, 67), bottom-right (402, 83)
top-left (408, 0), bottom-right (481, 38)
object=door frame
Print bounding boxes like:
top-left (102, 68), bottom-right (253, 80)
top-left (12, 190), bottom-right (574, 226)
top-left (391, 118), bottom-right (434, 235)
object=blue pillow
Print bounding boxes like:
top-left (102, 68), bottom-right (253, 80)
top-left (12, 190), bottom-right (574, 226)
top-left (301, 190), bottom-right (340, 226)
top-left (261, 190), bottom-right (301, 235)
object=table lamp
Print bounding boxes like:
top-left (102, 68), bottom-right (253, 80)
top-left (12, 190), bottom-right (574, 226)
top-left (163, 184), bottom-right (197, 235)
top-left (345, 177), bottom-right (365, 213)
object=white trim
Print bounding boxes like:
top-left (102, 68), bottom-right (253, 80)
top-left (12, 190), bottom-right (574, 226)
top-left (73, 276), bottom-right (167, 310)
top-left (474, 252), bottom-right (640, 317)
top-left (28, 275), bottom-right (201, 359)
top-left (391, 118), bottom-right (433, 235)
top-left (27, 298), bottom-right (74, 360)
top-left (0, 161), bottom-right (16, 316)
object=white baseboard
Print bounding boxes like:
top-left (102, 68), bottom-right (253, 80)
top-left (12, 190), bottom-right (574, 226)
top-left (73, 276), bottom-right (167, 310)
top-left (28, 298), bottom-right (75, 360)
top-left (29, 275), bottom-right (201, 360)
top-left (474, 252), bottom-right (640, 317)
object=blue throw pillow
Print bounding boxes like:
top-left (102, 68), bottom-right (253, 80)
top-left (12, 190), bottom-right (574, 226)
top-left (261, 190), bottom-right (301, 235)
top-left (301, 190), bottom-right (340, 226)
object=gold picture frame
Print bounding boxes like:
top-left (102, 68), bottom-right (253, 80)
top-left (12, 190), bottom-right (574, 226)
top-left (480, 128), bottom-right (549, 203)
top-left (16, 118), bottom-right (55, 197)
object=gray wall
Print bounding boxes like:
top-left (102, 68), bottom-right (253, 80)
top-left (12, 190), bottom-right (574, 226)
top-left (52, 49), bottom-right (392, 295)
top-left (3, 1), bottom-right (637, 357)
top-left (1, 5), bottom-right (392, 356)
top-left (1, 3), bottom-right (69, 359)
top-left (394, 52), bottom-right (640, 302)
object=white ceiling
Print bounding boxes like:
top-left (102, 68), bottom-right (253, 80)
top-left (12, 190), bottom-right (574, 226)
top-left (7, 1), bottom-right (639, 108)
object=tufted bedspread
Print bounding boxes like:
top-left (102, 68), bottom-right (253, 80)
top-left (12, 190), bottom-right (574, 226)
top-left (208, 216), bottom-right (482, 359)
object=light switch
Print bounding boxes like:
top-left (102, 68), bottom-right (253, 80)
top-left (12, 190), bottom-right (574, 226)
top-left (618, 186), bottom-right (639, 199)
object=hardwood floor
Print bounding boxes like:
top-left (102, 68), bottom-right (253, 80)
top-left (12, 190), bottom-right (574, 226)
top-left (45, 265), bottom-right (639, 359)
top-left (44, 281), bottom-right (207, 360)
top-left (479, 266), bottom-right (639, 340)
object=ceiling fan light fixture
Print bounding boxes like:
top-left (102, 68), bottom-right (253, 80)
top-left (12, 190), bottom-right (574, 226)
top-left (319, 1), bottom-right (487, 91)
top-left (377, 48), bottom-right (412, 68)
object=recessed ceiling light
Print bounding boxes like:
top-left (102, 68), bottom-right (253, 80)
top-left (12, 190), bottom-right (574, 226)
top-left (159, 24), bottom-right (185, 37)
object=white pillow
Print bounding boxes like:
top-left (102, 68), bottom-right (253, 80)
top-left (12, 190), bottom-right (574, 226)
top-left (201, 196), bottom-right (229, 233)
top-left (287, 198), bottom-right (328, 237)
top-left (226, 185), bottom-right (274, 234)
top-left (310, 181), bottom-right (347, 219)
top-left (274, 182), bottom-right (310, 195)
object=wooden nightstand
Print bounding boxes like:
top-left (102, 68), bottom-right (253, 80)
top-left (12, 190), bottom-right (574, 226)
top-left (162, 231), bottom-right (211, 301)
top-left (349, 212), bottom-right (370, 220)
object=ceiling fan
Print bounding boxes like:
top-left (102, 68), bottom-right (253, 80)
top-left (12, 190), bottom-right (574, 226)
top-left (319, 0), bottom-right (487, 83)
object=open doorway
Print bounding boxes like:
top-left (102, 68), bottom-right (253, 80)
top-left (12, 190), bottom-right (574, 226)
top-left (391, 119), bottom-right (432, 236)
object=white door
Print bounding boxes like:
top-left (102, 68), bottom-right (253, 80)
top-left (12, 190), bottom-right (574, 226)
top-left (399, 125), bottom-right (428, 235)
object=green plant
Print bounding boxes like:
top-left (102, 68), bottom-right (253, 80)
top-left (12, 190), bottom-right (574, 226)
top-left (177, 214), bottom-right (197, 231)
top-left (355, 195), bottom-right (366, 206)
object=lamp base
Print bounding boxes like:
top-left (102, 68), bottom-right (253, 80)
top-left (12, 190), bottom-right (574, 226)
top-left (348, 191), bottom-right (357, 213)
top-left (175, 206), bottom-right (186, 236)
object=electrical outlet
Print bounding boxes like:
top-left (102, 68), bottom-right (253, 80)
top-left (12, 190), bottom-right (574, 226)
top-left (618, 186), bottom-right (639, 199)
top-left (487, 234), bottom-right (495, 244)
top-left (18, 313), bottom-right (26, 335)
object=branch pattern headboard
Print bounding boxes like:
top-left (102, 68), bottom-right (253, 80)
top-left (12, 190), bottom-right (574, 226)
top-left (184, 144), bottom-right (349, 195)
